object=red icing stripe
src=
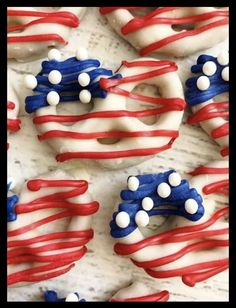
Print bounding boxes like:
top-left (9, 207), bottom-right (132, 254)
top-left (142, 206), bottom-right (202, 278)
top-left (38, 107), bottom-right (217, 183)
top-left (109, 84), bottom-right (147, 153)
top-left (221, 147), bottom-right (229, 157)
top-left (7, 101), bottom-right (15, 110)
top-left (7, 118), bottom-right (21, 132)
top-left (111, 290), bottom-right (169, 302)
top-left (211, 122), bottom-right (229, 139)
top-left (8, 33), bottom-right (66, 44)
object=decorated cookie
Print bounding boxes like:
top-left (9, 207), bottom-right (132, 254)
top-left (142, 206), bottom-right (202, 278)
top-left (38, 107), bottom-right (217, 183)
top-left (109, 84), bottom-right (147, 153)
top-left (185, 51), bottom-right (229, 157)
top-left (100, 7), bottom-right (229, 57)
top-left (7, 7), bottom-right (86, 61)
top-left (110, 281), bottom-right (169, 302)
top-left (110, 161), bottom-right (228, 287)
top-left (24, 48), bottom-right (185, 169)
top-left (44, 290), bottom-right (86, 302)
top-left (7, 170), bottom-right (99, 287)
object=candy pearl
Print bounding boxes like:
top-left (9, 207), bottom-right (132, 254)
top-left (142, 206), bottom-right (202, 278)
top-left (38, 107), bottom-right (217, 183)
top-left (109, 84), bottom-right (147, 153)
top-left (221, 67), bottom-right (229, 81)
top-left (76, 48), bottom-right (88, 61)
top-left (127, 176), bottom-right (139, 191)
top-left (48, 48), bottom-right (61, 61)
top-left (24, 74), bottom-right (37, 89)
top-left (135, 210), bottom-right (149, 227)
top-left (79, 89), bottom-right (91, 104)
top-left (217, 51), bottom-right (229, 66)
top-left (168, 172), bottom-right (181, 187)
top-left (184, 199), bottom-right (199, 214)
top-left (141, 197), bottom-right (154, 211)
top-left (202, 61), bottom-right (217, 76)
top-left (196, 76), bottom-right (210, 91)
top-left (78, 72), bottom-right (90, 87)
top-left (115, 211), bottom-right (130, 228)
top-left (157, 182), bottom-right (171, 198)
top-left (47, 91), bottom-right (60, 106)
top-left (48, 70), bottom-right (62, 85)
top-left (8, 177), bottom-right (15, 189)
top-left (65, 293), bottom-right (79, 302)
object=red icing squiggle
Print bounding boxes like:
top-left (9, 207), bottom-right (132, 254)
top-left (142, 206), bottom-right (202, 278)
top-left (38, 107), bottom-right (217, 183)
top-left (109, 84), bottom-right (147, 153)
top-left (114, 207), bottom-right (228, 287)
top-left (7, 100), bottom-right (21, 133)
top-left (7, 178), bottom-right (99, 286)
top-left (188, 101), bottom-right (228, 157)
top-left (7, 9), bottom-right (79, 44)
top-left (100, 7), bottom-right (229, 56)
top-left (110, 290), bottom-right (169, 302)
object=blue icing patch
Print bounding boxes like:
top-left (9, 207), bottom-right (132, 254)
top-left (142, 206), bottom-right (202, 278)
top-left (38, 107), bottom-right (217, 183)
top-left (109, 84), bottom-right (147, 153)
top-left (110, 170), bottom-right (204, 238)
top-left (185, 53), bottom-right (229, 106)
top-left (44, 290), bottom-right (86, 302)
top-left (7, 183), bottom-right (19, 222)
top-left (25, 56), bottom-right (122, 113)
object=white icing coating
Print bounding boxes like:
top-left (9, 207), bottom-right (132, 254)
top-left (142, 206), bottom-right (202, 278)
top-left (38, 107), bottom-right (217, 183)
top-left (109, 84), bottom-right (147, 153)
top-left (217, 51), bottom-right (229, 65)
top-left (116, 211), bottom-right (130, 228)
top-left (24, 74), bottom-right (38, 90)
top-left (135, 210), bottom-right (149, 227)
top-left (65, 293), bottom-right (79, 302)
top-left (157, 182), bottom-right (171, 198)
top-left (48, 48), bottom-right (61, 61)
top-left (168, 172), bottom-right (181, 187)
top-left (79, 89), bottom-right (91, 104)
top-left (221, 66), bottom-right (229, 81)
top-left (76, 47), bottom-right (88, 61)
top-left (46, 91), bottom-right (60, 106)
top-left (48, 70), bottom-right (62, 85)
top-left (202, 61), bottom-right (217, 76)
top-left (141, 197), bottom-right (154, 211)
top-left (78, 72), bottom-right (90, 87)
top-left (184, 198), bottom-right (199, 214)
top-left (196, 76), bottom-right (210, 91)
top-left (128, 176), bottom-right (139, 191)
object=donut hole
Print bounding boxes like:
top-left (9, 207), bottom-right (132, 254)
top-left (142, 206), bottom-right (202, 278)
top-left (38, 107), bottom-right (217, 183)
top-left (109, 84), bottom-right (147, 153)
top-left (129, 7), bottom-right (156, 18)
top-left (97, 138), bottom-right (121, 145)
top-left (140, 214), bottom-right (167, 238)
top-left (213, 92), bottom-right (228, 121)
top-left (127, 83), bottom-right (162, 125)
top-left (171, 23), bottom-right (195, 32)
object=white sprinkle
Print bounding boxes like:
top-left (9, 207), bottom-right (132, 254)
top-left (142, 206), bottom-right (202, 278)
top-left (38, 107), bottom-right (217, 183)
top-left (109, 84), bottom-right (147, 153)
top-left (127, 176), bottom-right (139, 191)
top-left (217, 51), bottom-right (229, 66)
top-left (184, 198), bottom-right (199, 214)
top-left (65, 293), bottom-right (79, 302)
top-left (221, 66), bottom-right (229, 81)
top-left (196, 76), bottom-right (210, 91)
top-left (157, 182), bottom-right (171, 198)
top-left (141, 197), bottom-right (154, 211)
top-left (7, 177), bottom-right (15, 190)
top-left (78, 72), bottom-right (90, 87)
top-left (46, 91), bottom-right (60, 106)
top-left (48, 48), bottom-right (61, 61)
top-left (79, 89), bottom-right (91, 104)
top-left (24, 74), bottom-right (37, 89)
top-left (202, 61), bottom-right (217, 76)
top-left (48, 70), bottom-right (62, 85)
top-left (168, 172), bottom-right (181, 187)
top-left (115, 211), bottom-right (130, 228)
top-left (135, 210), bottom-right (150, 227)
top-left (76, 48), bottom-right (88, 61)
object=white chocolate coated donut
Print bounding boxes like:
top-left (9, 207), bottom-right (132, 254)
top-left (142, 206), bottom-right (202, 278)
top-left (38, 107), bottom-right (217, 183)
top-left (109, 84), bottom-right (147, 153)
top-left (7, 7), bottom-right (86, 61)
top-left (100, 7), bottom-right (228, 57)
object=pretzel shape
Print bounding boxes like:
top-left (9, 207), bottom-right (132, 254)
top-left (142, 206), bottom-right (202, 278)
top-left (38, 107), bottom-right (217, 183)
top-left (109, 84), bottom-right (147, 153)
top-left (110, 160), bottom-right (228, 287)
top-left (24, 48), bottom-right (185, 169)
top-left (7, 170), bottom-right (99, 287)
top-left (185, 51), bottom-right (229, 157)
top-left (7, 7), bottom-right (86, 61)
top-left (100, 7), bottom-right (229, 57)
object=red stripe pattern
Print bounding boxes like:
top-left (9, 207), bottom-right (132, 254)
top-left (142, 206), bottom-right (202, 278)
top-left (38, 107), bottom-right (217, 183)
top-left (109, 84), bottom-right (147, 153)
top-left (7, 178), bottom-right (99, 286)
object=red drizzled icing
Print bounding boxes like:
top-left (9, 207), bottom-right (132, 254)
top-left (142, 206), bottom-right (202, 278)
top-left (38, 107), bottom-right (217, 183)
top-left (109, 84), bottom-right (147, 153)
top-left (7, 178), bottom-right (99, 286)
top-left (7, 101), bottom-right (21, 134)
top-left (110, 290), bottom-right (169, 302)
top-left (100, 7), bottom-right (229, 55)
top-left (188, 101), bottom-right (228, 157)
top-left (114, 207), bottom-right (228, 287)
top-left (7, 9), bottom-right (79, 44)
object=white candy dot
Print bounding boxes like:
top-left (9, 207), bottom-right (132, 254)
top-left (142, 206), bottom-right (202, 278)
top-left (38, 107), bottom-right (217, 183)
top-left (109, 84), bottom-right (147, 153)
top-left (46, 91), bottom-right (60, 106)
top-left (8, 177), bottom-right (15, 190)
top-left (127, 176), bottom-right (139, 191)
top-left (141, 197), bottom-right (154, 211)
top-left (135, 210), bottom-right (150, 227)
top-left (184, 198), bottom-right (199, 214)
top-left (78, 72), bottom-right (90, 87)
top-left (168, 172), bottom-right (181, 187)
top-left (48, 48), bottom-right (61, 61)
top-left (202, 61), bottom-right (217, 76)
top-left (196, 76), bottom-right (210, 91)
top-left (157, 182), bottom-right (171, 198)
top-left (65, 293), bottom-right (79, 302)
top-left (115, 211), bottom-right (130, 228)
top-left (76, 48), bottom-right (88, 61)
top-left (48, 70), bottom-right (62, 85)
top-left (217, 51), bottom-right (229, 66)
top-left (221, 66), bottom-right (229, 81)
top-left (79, 89), bottom-right (91, 104)
top-left (24, 74), bottom-right (37, 89)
